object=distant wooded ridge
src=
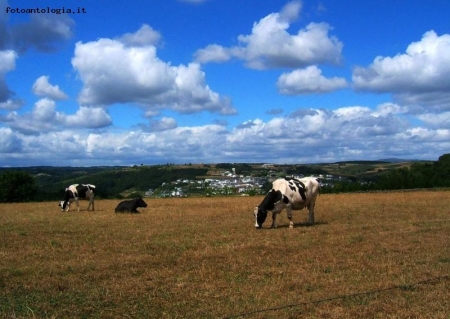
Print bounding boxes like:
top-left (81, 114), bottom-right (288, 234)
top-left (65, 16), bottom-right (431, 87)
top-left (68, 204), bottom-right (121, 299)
top-left (0, 155), bottom-right (448, 202)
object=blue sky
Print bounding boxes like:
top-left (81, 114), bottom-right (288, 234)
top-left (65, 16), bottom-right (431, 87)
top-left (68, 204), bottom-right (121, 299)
top-left (1, 0), bottom-right (449, 166)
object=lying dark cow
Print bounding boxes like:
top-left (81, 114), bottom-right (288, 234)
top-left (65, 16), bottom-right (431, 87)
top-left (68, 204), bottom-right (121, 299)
top-left (59, 184), bottom-right (95, 212)
top-left (254, 177), bottom-right (319, 229)
top-left (115, 197), bottom-right (148, 213)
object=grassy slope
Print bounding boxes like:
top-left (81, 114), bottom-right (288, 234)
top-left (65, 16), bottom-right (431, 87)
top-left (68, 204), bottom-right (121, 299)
top-left (311, 161), bottom-right (424, 179)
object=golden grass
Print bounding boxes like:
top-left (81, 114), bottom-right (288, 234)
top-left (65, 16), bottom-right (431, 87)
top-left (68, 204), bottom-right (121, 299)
top-left (0, 192), bottom-right (449, 318)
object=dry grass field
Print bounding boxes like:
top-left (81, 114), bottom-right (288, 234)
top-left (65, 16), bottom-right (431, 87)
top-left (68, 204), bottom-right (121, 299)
top-left (1, 191), bottom-right (449, 318)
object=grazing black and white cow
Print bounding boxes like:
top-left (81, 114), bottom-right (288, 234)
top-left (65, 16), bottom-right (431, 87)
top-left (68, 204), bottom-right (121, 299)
top-left (59, 184), bottom-right (95, 212)
top-left (254, 177), bottom-right (319, 229)
top-left (114, 197), bottom-right (148, 213)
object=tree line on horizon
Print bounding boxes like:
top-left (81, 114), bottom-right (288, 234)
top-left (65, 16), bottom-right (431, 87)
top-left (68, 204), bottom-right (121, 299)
top-left (321, 153), bottom-right (450, 193)
top-left (0, 154), bottom-right (449, 203)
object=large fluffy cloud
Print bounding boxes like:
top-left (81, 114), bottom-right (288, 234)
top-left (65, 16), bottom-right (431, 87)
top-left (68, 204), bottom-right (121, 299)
top-left (64, 107), bottom-right (112, 128)
top-left (194, 1), bottom-right (343, 69)
top-left (10, 14), bottom-right (74, 53)
top-left (353, 31), bottom-right (450, 111)
top-left (6, 98), bottom-right (112, 135)
top-left (7, 98), bottom-right (64, 134)
top-left (32, 75), bottom-right (68, 100)
top-left (277, 65), bottom-right (347, 94)
top-left (417, 112), bottom-right (450, 129)
top-left (72, 25), bottom-right (236, 115)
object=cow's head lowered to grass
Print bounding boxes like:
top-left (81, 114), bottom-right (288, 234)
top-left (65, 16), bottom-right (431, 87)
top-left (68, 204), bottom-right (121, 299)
top-left (254, 188), bottom-right (282, 228)
top-left (59, 200), bottom-right (72, 211)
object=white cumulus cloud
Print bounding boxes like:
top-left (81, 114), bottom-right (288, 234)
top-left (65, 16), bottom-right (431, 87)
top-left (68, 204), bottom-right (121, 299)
top-left (148, 117), bottom-right (178, 132)
top-left (11, 14), bottom-right (74, 53)
top-left (277, 65), bottom-right (347, 94)
top-left (353, 31), bottom-right (450, 111)
top-left (194, 44), bottom-right (231, 64)
top-left (0, 127), bottom-right (22, 153)
top-left (32, 75), bottom-right (68, 100)
top-left (64, 107), bottom-right (112, 128)
top-left (72, 31), bottom-right (236, 115)
top-left (194, 1), bottom-right (343, 69)
top-left (8, 98), bottom-right (63, 134)
top-left (6, 98), bottom-right (112, 135)
top-left (1, 101), bottom-right (447, 166)
top-left (117, 24), bottom-right (161, 47)
top-left (417, 112), bottom-right (450, 129)
top-left (0, 99), bottom-right (23, 111)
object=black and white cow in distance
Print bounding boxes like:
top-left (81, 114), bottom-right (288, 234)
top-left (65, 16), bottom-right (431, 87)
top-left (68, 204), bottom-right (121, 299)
top-left (115, 197), bottom-right (148, 213)
top-left (254, 177), bottom-right (320, 229)
top-left (59, 184), bottom-right (95, 212)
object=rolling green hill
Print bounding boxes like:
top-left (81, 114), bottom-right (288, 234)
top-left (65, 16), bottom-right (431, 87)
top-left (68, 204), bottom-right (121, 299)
top-left (0, 157), bottom-right (444, 200)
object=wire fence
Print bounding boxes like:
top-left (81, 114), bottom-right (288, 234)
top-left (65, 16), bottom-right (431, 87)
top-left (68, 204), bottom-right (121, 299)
top-left (223, 275), bottom-right (449, 318)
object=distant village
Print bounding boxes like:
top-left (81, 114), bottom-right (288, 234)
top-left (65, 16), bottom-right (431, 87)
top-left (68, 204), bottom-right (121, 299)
top-left (145, 166), bottom-right (343, 197)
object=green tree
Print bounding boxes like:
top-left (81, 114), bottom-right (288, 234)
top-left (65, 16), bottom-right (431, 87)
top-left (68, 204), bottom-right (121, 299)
top-left (0, 171), bottom-right (39, 202)
top-left (434, 154), bottom-right (450, 186)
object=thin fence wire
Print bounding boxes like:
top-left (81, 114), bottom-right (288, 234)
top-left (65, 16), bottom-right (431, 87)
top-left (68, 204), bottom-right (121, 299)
top-left (223, 275), bottom-right (449, 319)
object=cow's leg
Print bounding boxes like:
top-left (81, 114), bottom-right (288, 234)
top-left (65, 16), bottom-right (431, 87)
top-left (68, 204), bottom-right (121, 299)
top-left (76, 198), bottom-right (80, 212)
top-left (307, 201), bottom-right (315, 225)
top-left (253, 207), bottom-right (259, 228)
top-left (270, 211), bottom-right (279, 228)
top-left (87, 191), bottom-right (94, 211)
top-left (286, 205), bottom-right (294, 228)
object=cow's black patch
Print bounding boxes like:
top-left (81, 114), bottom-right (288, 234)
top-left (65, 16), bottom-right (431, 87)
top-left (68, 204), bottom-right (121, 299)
top-left (286, 178), bottom-right (307, 201)
top-left (274, 190), bottom-right (283, 203)
top-left (257, 189), bottom-right (284, 210)
top-left (77, 186), bottom-right (90, 198)
top-left (258, 189), bottom-right (277, 211)
top-left (282, 195), bottom-right (289, 204)
top-left (298, 188), bottom-right (306, 201)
